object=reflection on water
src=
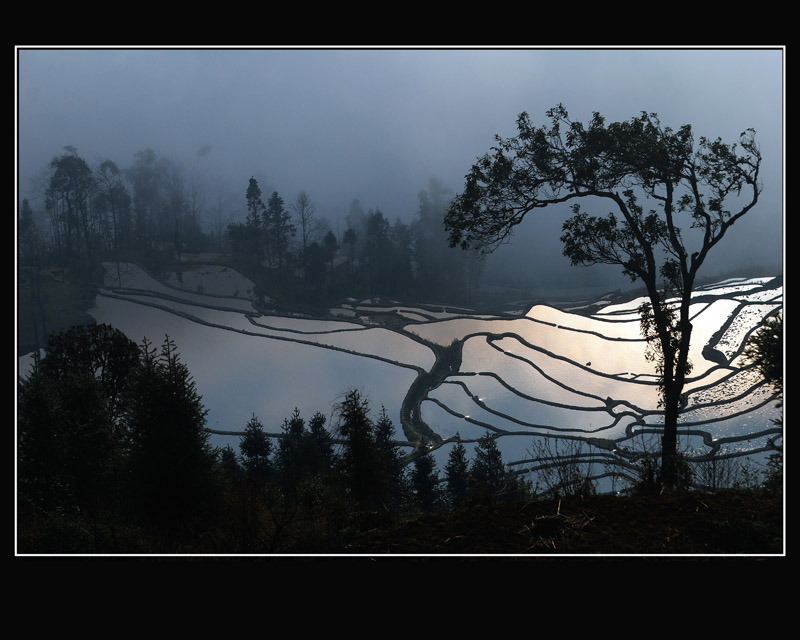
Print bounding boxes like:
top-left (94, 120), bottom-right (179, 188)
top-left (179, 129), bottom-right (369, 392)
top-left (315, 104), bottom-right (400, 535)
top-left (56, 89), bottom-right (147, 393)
top-left (19, 264), bottom-right (783, 492)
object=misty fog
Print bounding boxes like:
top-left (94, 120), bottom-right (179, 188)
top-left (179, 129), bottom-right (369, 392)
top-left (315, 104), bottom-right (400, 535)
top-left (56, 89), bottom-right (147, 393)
top-left (17, 47), bottom-right (784, 292)
top-left (15, 49), bottom-right (785, 554)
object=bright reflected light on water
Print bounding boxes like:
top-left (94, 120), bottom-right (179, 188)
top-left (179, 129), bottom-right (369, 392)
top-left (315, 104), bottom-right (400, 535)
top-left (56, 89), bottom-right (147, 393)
top-left (19, 263), bottom-right (782, 486)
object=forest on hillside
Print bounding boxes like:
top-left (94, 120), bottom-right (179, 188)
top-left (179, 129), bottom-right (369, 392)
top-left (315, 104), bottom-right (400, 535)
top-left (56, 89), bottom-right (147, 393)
top-left (15, 146), bottom-right (517, 553)
top-left (17, 324), bottom-right (535, 553)
top-left (17, 314), bottom-right (782, 554)
top-left (16, 146), bottom-right (784, 555)
top-left (19, 147), bottom-right (489, 355)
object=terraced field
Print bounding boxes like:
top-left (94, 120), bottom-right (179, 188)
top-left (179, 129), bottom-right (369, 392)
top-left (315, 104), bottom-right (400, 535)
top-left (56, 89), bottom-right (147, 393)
top-left (21, 261), bottom-right (782, 492)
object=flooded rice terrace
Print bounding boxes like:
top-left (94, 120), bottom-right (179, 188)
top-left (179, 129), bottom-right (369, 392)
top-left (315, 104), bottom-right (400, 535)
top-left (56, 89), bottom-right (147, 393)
top-left (21, 261), bottom-right (783, 492)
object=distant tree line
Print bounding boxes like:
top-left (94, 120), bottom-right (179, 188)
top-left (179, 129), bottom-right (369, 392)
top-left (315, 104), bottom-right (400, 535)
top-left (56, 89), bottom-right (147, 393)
top-left (19, 147), bottom-right (486, 319)
top-left (20, 148), bottom-right (212, 267)
top-left (17, 324), bottom-right (526, 553)
top-left (226, 176), bottom-right (485, 305)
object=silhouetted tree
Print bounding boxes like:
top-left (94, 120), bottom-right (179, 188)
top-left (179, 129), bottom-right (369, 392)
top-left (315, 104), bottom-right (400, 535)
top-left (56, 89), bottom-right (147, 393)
top-left (360, 209), bottom-right (389, 291)
top-left (276, 407), bottom-right (311, 488)
top-left (307, 411), bottom-right (336, 475)
top-left (246, 177), bottom-right (266, 262)
top-left (388, 218), bottom-right (415, 295)
top-left (445, 104), bottom-right (762, 486)
top-left (41, 324), bottom-right (141, 422)
top-left (266, 190), bottom-right (295, 273)
top-left (218, 444), bottom-right (244, 484)
top-left (373, 405), bottom-right (405, 508)
top-left (334, 390), bottom-right (374, 505)
top-left (744, 311), bottom-right (783, 494)
top-left (18, 324), bottom-right (140, 520)
top-left (411, 446), bottom-right (440, 512)
top-left (127, 148), bottom-right (166, 248)
top-left (46, 149), bottom-right (97, 260)
top-left (125, 336), bottom-right (217, 532)
top-left (240, 414), bottom-right (273, 484)
top-left (19, 355), bottom-right (115, 516)
top-left (19, 199), bottom-right (49, 348)
top-left (18, 355), bottom-right (67, 511)
top-left (94, 158), bottom-right (133, 250)
top-left (470, 433), bottom-right (507, 503)
top-left (445, 435), bottom-right (470, 508)
top-left (291, 190), bottom-right (319, 253)
top-left (744, 311), bottom-right (782, 397)
top-left (333, 389), bottom-right (403, 515)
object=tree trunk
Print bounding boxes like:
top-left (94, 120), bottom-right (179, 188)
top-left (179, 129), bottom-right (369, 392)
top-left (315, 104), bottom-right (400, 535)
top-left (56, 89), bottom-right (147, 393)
top-left (660, 316), bottom-right (692, 488)
top-left (661, 392), bottom-right (680, 487)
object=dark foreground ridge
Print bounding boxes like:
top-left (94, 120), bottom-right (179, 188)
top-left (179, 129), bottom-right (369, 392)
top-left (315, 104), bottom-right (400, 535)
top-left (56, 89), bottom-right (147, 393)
top-left (332, 490), bottom-right (783, 555)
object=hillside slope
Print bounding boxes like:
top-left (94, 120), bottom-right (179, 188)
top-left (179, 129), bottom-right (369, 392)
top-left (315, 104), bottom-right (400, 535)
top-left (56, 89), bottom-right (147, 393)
top-left (334, 490), bottom-right (783, 555)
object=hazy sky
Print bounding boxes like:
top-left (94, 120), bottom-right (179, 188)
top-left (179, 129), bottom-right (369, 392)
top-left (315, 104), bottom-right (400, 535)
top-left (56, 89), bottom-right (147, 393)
top-left (16, 46), bottom-right (784, 283)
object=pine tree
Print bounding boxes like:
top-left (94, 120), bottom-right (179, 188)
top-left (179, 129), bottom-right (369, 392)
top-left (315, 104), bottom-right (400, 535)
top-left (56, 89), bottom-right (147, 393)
top-left (445, 435), bottom-right (470, 509)
top-left (334, 389), bottom-right (379, 508)
top-left (373, 405), bottom-right (405, 509)
top-left (245, 177), bottom-right (266, 262)
top-left (125, 336), bottom-right (217, 532)
top-left (246, 177), bottom-right (264, 228)
top-left (218, 444), bottom-right (243, 484)
top-left (276, 407), bottom-right (308, 488)
top-left (240, 414), bottom-right (273, 484)
top-left (411, 446), bottom-right (440, 513)
top-left (266, 190), bottom-right (295, 273)
top-left (307, 411), bottom-right (336, 476)
top-left (470, 433), bottom-right (507, 503)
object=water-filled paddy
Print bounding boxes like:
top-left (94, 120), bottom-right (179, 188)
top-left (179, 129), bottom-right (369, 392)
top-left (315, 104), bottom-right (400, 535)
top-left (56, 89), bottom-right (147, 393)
top-left (19, 263), bottom-right (782, 489)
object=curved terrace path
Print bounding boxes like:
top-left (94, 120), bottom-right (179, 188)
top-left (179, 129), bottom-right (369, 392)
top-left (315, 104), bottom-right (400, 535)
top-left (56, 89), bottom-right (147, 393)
top-left (91, 261), bottom-right (783, 470)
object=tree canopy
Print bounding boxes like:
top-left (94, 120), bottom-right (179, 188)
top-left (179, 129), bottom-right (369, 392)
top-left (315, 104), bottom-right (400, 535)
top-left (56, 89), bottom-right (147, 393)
top-left (744, 312), bottom-right (783, 397)
top-left (446, 105), bottom-right (760, 266)
top-left (444, 104), bottom-right (763, 486)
